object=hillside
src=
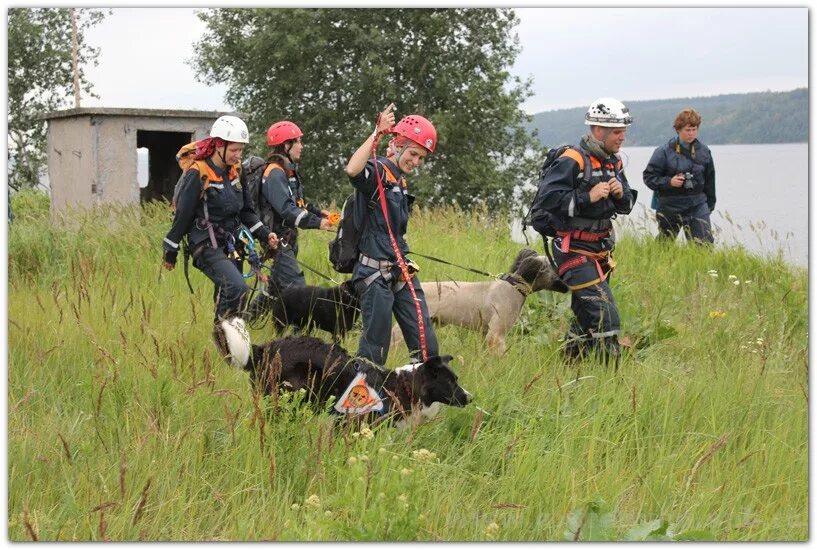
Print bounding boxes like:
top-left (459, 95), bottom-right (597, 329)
top-left (526, 88), bottom-right (807, 148)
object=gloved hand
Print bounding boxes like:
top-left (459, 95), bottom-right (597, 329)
top-left (327, 211), bottom-right (341, 225)
top-left (162, 249), bottom-right (177, 271)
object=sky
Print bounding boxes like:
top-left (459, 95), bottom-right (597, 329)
top-left (77, 6), bottom-right (808, 116)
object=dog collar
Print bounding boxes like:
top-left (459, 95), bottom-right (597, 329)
top-left (498, 273), bottom-right (531, 297)
top-left (334, 372), bottom-right (385, 415)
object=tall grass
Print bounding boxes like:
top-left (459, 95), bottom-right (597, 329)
top-left (7, 193), bottom-right (807, 541)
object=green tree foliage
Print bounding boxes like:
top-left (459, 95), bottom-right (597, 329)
top-left (7, 8), bottom-right (107, 190)
top-left (526, 88), bottom-right (807, 148)
top-left (193, 8), bottom-right (543, 207)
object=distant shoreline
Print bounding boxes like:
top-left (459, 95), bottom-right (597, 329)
top-left (527, 88), bottom-right (807, 148)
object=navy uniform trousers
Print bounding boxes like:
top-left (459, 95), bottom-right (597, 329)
top-left (551, 237), bottom-right (621, 363)
top-left (656, 201), bottom-right (714, 244)
top-left (354, 266), bottom-right (438, 366)
top-left (193, 245), bottom-right (252, 322)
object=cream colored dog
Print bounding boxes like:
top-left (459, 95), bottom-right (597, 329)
top-left (392, 249), bottom-right (568, 355)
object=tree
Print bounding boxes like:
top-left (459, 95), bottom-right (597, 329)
top-left (194, 8), bottom-right (543, 208)
top-left (7, 8), bottom-right (107, 190)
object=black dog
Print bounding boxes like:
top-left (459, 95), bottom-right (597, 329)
top-left (263, 280), bottom-right (360, 339)
top-left (213, 318), bottom-right (472, 426)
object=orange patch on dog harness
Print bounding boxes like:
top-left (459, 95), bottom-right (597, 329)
top-left (334, 373), bottom-right (384, 414)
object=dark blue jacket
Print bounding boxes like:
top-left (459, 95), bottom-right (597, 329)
top-left (348, 156), bottom-right (411, 262)
top-left (643, 137), bottom-right (716, 213)
top-left (537, 142), bottom-right (636, 232)
top-left (163, 158), bottom-right (270, 253)
top-left (258, 158), bottom-right (322, 240)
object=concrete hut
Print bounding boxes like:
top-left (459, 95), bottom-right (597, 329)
top-left (42, 107), bottom-right (238, 213)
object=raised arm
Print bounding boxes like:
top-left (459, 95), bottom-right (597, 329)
top-left (345, 103), bottom-right (396, 178)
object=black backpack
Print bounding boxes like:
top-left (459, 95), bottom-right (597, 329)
top-left (523, 145), bottom-right (592, 238)
top-left (328, 190), bottom-right (375, 273)
top-left (241, 155), bottom-right (267, 212)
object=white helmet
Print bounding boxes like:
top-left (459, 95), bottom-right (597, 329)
top-left (210, 115), bottom-right (250, 143)
top-left (584, 97), bottom-right (632, 127)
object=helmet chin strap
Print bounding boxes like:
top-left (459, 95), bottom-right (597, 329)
top-left (216, 142), bottom-right (229, 167)
top-left (387, 139), bottom-right (406, 167)
top-left (283, 141), bottom-right (297, 165)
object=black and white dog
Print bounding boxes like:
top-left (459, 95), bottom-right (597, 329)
top-left (264, 280), bottom-right (360, 340)
top-left (214, 317), bottom-right (472, 427)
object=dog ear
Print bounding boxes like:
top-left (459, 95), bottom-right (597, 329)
top-left (425, 354), bottom-right (454, 368)
top-left (510, 248), bottom-right (538, 273)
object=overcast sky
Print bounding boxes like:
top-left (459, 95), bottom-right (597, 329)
top-left (79, 6), bottom-right (807, 115)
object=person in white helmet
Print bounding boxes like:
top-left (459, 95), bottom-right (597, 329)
top-left (161, 115), bottom-right (280, 322)
top-left (531, 98), bottom-right (638, 366)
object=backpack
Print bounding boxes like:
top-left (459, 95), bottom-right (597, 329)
top-left (523, 145), bottom-right (592, 238)
top-left (241, 155), bottom-right (267, 212)
top-left (328, 191), bottom-right (370, 273)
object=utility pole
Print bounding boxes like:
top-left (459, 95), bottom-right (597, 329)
top-left (70, 8), bottom-right (81, 108)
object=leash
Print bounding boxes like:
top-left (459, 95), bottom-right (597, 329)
top-left (409, 251), bottom-right (496, 279)
top-left (277, 227), bottom-right (340, 284)
top-left (298, 258), bottom-right (341, 285)
top-left (371, 107), bottom-right (429, 362)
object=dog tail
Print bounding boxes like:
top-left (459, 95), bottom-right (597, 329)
top-left (213, 317), bottom-right (252, 371)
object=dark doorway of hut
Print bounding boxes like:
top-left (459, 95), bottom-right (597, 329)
top-left (137, 130), bottom-right (192, 203)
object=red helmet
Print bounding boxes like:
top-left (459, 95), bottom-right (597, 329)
top-left (392, 114), bottom-right (437, 153)
top-left (266, 121), bottom-right (303, 146)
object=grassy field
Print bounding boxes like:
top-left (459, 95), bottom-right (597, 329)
top-left (7, 192), bottom-right (808, 541)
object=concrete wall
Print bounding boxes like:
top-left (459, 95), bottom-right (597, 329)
top-left (47, 115), bottom-right (96, 212)
top-left (45, 109), bottom-right (229, 213)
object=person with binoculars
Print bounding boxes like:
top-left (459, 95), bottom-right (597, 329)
top-left (643, 108), bottom-right (717, 244)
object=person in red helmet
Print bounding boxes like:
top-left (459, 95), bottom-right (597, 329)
top-left (246, 120), bottom-right (334, 320)
top-left (343, 104), bottom-right (439, 366)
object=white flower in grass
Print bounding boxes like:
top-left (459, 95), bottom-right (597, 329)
top-left (360, 425), bottom-right (374, 439)
top-left (291, 503), bottom-right (300, 511)
top-left (378, 447), bottom-right (387, 455)
top-left (400, 467), bottom-right (413, 477)
top-left (347, 456), bottom-right (358, 466)
top-left (305, 494), bottom-right (321, 509)
top-left (324, 510), bottom-right (333, 518)
top-left (732, 279), bottom-right (741, 286)
top-left (744, 280), bottom-right (752, 284)
top-left (756, 337), bottom-right (764, 345)
top-left (485, 522), bottom-right (500, 539)
top-left (398, 494), bottom-right (408, 503)
top-left (728, 274), bottom-right (738, 280)
top-left (359, 454), bottom-right (369, 462)
top-left (412, 448), bottom-right (437, 461)
top-left (351, 431), bottom-right (360, 439)
top-left (707, 269), bottom-right (719, 278)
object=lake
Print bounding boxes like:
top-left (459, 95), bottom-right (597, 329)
top-left (513, 143), bottom-right (808, 267)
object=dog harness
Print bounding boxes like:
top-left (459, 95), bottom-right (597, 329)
top-left (332, 362), bottom-right (389, 417)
